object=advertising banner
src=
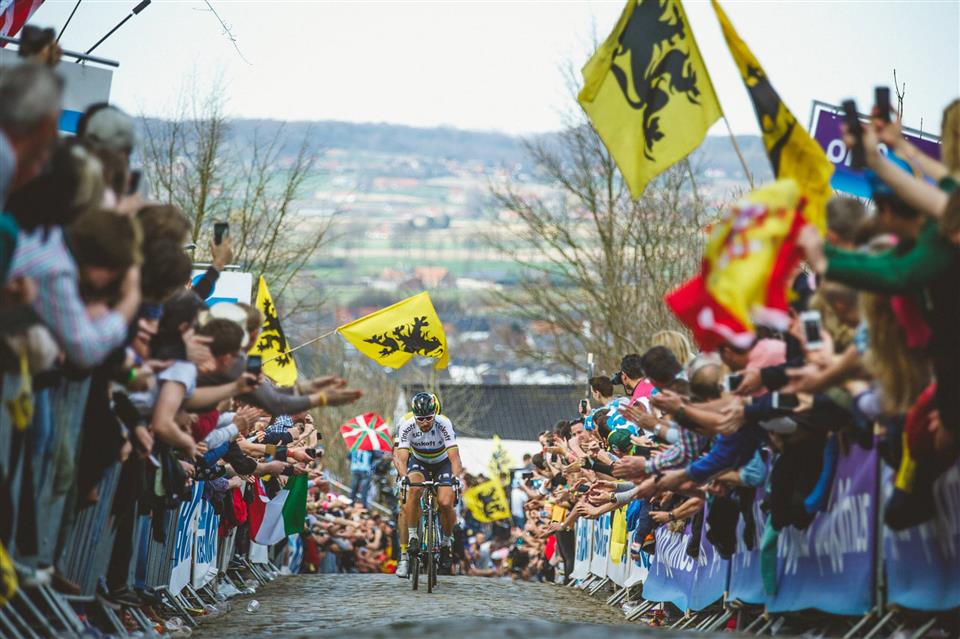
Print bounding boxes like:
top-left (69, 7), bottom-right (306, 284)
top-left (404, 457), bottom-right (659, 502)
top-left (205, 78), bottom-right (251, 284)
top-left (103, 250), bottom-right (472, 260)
top-left (605, 507), bottom-right (630, 587)
top-left (884, 462), bottom-right (960, 611)
top-left (589, 512), bottom-right (611, 578)
top-left (286, 534), bottom-right (303, 574)
top-left (810, 101), bottom-right (940, 199)
top-left (191, 495), bottom-right (219, 588)
top-left (571, 517), bottom-right (593, 581)
top-left (170, 482), bottom-right (204, 594)
top-left (190, 270), bottom-right (254, 306)
top-left (643, 507), bottom-right (728, 612)
top-left (642, 525), bottom-right (697, 611)
top-left (767, 443), bottom-right (877, 615)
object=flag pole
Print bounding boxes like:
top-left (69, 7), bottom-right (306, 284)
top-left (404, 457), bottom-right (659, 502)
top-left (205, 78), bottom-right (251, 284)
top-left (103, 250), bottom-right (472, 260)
top-left (262, 328), bottom-right (339, 364)
top-left (722, 115), bottom-right (754, 189)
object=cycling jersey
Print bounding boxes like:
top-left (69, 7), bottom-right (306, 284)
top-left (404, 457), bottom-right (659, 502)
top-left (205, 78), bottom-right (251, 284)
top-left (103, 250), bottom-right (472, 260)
top-left (397, 412), bottom-right (457, 463)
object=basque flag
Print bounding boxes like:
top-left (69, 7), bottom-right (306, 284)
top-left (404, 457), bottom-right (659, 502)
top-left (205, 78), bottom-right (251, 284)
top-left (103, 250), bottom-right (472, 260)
top-left (340, 413), bottom-right (392, 453)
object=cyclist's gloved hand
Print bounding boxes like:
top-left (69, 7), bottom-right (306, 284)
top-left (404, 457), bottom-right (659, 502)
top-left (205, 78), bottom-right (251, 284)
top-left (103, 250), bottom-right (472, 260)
top-left (399, 475), bottom-right (409, 487)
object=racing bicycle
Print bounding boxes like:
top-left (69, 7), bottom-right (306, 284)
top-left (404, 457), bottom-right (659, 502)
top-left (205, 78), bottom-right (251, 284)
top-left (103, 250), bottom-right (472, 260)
top-left (400, 480), bottom-right (459, 593)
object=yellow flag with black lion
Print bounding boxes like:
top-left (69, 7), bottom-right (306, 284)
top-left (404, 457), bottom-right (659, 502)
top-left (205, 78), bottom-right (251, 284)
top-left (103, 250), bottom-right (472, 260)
top-left (249, 276), bottom-right (299, 387)
top-left (578, 0), bottom-right (722, 198)
top-left (337, 291), bottom-right (449, 369)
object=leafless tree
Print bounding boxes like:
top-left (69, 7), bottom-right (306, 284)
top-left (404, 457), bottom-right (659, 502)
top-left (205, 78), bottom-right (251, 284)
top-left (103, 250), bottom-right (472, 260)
top-left (139, 82), bottom-right (337, 321)
top-left (484, 112), bottom-right (715, 375)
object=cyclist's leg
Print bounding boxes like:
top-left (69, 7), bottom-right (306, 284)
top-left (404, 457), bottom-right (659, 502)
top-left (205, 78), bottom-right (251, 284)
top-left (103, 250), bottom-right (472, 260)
top-left (404, 457), bottom-right (427, 550)
top-left (397, 509), bottom-right (407, 548)
top-left (434, 458), bottom-right (456, 538)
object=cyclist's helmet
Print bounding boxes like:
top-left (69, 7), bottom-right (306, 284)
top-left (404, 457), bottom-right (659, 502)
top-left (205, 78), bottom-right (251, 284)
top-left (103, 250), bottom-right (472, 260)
top-left (411, 392), bottom-right (439, 418)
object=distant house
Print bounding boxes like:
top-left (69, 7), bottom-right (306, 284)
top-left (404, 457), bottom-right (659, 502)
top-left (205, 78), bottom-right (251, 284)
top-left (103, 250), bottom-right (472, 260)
top-left (412, 266), bottom-right (453, 288)
top-left (395, 383), bottom-right (585, 475)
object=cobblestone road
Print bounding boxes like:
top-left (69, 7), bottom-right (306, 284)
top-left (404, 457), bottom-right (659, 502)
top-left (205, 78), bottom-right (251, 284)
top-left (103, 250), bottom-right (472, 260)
top-left (193, 574), bottom-right (687, 638)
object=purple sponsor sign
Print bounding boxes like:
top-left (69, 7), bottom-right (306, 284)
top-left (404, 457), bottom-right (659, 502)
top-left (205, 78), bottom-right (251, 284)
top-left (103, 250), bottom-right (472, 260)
top-left (643, 508), bottom-right (729, 611)
top-left (810, 101), bottom-right (941, 199)
top-left (883, 462), bottom-right (960, 611)
top-left (767, 443), bottom-right (877, 615)
top-left (643, 526), bottom-right (697, 610)
top-left (727, 486), bottom-right (768, 605)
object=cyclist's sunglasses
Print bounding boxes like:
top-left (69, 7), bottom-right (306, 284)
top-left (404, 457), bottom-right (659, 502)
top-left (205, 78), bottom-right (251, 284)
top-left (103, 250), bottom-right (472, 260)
top-left (415, 415), bottom-right (435, 423)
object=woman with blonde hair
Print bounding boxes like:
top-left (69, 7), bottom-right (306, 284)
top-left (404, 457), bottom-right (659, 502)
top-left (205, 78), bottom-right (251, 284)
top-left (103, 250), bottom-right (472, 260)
top-left (649, 329), bottom-right (695, 367)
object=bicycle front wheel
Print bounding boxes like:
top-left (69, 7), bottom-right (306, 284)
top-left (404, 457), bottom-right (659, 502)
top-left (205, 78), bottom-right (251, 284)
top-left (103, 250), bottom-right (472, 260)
top-left (426, 547), bottom-right (435, 594)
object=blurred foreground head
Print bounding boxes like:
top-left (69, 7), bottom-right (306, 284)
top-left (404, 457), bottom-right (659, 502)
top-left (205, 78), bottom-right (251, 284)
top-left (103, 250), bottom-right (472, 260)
top-left (0, 63), bottom-right (63, 194)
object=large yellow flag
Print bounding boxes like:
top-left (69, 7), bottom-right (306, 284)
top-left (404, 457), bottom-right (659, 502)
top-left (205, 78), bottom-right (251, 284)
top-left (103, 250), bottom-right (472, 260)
top-left (711, 0), bottom-right (833, 231)
top-left (463, 479), bottom-right (511, 523)
top-left (578, 0), bottom-right (722, 198)
top-left (337, 291), bottom-right (449, 369)
top-left (249, 276), bottom-right (299, 387)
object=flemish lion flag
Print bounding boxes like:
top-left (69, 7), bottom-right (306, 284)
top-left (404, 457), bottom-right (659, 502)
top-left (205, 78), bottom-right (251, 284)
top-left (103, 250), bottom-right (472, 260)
top-left (578, 0), bottom-right (722, 198)
top-left (711, 0), bottom-right (833, 231)
top-left (249, 276), bottom-right (298, 387)
top-left (338, 291), bottom-right (449, 369)
top-left (463, 479), bottom-right (511, 523)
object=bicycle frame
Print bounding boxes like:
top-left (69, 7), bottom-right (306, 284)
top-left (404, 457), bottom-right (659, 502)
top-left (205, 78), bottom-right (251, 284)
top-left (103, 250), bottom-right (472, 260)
top-left (399, 480), bottom-right (459, 593)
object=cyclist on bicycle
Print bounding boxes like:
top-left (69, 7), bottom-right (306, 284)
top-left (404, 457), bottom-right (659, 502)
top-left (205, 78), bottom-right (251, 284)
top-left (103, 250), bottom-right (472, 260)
top-left (393, 392), bottom-right (462, 579)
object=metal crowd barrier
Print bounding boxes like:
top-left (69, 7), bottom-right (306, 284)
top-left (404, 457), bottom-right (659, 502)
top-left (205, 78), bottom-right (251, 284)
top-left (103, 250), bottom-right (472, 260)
top-left (569, 442), bottom-right (960, 637)
top-left (56, 462), bottom-right (123, 597)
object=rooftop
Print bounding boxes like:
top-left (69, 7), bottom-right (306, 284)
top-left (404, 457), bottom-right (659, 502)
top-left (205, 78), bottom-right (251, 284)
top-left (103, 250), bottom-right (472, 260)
top-left (400, 383), bottom-right (584, 441)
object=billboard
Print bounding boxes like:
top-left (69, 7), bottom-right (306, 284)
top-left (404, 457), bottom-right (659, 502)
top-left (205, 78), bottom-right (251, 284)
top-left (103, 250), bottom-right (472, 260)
top-left (809, 100), bottom-right (941, 199)
top-left (190, 269), bottom-right (254, 306)
top-left (0, 49), bottom-right (113, 134)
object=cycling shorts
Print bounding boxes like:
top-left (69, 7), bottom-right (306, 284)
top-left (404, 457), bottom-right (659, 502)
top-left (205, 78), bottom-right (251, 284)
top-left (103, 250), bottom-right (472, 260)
top-left (406, 456), bottom-right (453, 483)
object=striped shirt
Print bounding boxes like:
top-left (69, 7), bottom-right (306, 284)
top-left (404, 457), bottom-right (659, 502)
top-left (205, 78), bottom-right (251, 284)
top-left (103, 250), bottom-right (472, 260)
top-left (8, 226), bottom-right (127, 368)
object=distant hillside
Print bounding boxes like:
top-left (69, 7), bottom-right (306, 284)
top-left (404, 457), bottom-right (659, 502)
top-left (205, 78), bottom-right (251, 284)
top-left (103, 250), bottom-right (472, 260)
top-left (140, 116), bottom-right (774, 181)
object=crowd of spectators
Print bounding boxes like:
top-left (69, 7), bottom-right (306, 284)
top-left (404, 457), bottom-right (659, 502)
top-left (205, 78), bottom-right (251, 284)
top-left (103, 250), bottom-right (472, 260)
top-left (0, 36), bottom-right (372, 629)
top-left (467, 101), bottom-right (960, 617)
top-left (2, 21), bottom-right (959, 635)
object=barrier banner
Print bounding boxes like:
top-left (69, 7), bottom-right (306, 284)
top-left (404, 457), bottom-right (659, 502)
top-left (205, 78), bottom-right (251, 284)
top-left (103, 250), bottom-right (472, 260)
top-left (643, 507), bottom-right (729, 611)
top-left (571, 517), bottom-right (593, 580)
top-left (589, 512), bottom-right (612, 578)
top-left (170, 482), bottom-right (204, 594)
top-left (624, 546), bottom-right (651, 588)
top-left (727, 488), bottom-right (768, 605)
top-left (286, 534), bottom-right (303, 574)
top-left (643, 525), bottom-right (697, 610)
top-left (249, 541), bottom-right (269, 564)
top-left (767, 443), bottom-right (877, 615)
top-left (192, 496), bottom-right (219, 588)
top-left (884, 462), bottom-right (960, 611)
top-left (606, 507), bottom-right (629, 587)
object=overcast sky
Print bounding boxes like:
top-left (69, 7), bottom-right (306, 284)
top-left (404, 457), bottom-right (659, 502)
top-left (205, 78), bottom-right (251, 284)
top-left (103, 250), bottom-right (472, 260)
top-left (31, 0), bottom-right (960, 136)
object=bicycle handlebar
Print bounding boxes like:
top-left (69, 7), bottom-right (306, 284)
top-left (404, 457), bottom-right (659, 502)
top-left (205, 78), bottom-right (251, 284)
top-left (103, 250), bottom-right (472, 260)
top-left (399, 479), bottom-right (461, 504)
